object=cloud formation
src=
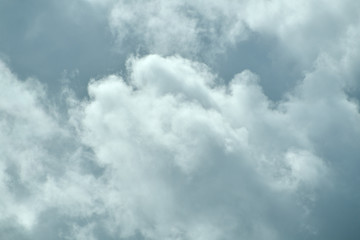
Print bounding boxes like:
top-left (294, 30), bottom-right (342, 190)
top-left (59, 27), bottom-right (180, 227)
top-left (80, 54), bottom-right (327, 239)
top-left (76, 53), bottom-right (360, 239)
top-left (108, 0), bottom-right (248, 58)
top-left (1, 0), bottom-right (360, 239)
top-left (103, 0), bottom-right (360, 63)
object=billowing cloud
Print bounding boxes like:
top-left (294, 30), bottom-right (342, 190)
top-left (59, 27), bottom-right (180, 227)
top-left (86, 0), bottom-right (360, 100)
top-left (1, 0), bottom-right (360, 240)
top-left (78, 54), bottom-right (325, 239)
top-left (75, 53), bottom-right (360, 239)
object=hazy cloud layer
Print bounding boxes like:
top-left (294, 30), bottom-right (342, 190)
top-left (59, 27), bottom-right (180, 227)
top-left (1, 0), bottom-right (360, 239)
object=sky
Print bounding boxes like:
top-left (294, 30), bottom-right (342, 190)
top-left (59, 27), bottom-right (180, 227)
top-left (0, 0), bottom-right (360, 239)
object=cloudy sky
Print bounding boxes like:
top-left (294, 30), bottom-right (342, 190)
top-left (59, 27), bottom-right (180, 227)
top-left (1, 0), bottom-right (360, 239)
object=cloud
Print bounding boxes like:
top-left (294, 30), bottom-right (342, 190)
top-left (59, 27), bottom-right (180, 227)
top-left (100, 0), bottom-right (360, 64)
top-left (76, 53), bottom-right (357, 239)
top-left (0, 60), bottom-right (58, 230)
top-left (107, 0), bottom-right (248, 58)
top-left (1, 0), bottom-right (360, 239)
top-left (0, 61), bottom-right (99, 237)
top-left (2, 45), bottom-right (360, 239)
top-left (85, 0), bottom-right (360, 101)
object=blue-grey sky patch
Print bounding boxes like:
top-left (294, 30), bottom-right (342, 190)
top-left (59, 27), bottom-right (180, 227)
top-left (0, 0), bottom-right (124, 98)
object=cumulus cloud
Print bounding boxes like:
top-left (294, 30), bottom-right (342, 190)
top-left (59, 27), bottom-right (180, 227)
top-left (84, 0), bottom-right (360, 99)
top-left (2, 49), bottom-right (360, 239)
top-left (77, 54), bottom-right (323, 239)
top-left (73, 53), bottom-right (358, 239)
top-left (1, 0), bottom-right (360, 240)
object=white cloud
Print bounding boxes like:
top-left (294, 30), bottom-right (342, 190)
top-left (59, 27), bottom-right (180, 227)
top-left (1, 0), bottom-right (360, 239)
top-left (108, 0), bottom-right (248, 58)
top-left (0, 60), bottom-right (55, 229)
top-left (0, 61), bottom-right (95, 232)
top-left (244, 0), bottom-right (360, 63)
top-left (77, 54), bottom-right (341, 239)
top-left (2, 46), bottom-right (359, 238)
top-left (101, 0), bottom-right (360, 74)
